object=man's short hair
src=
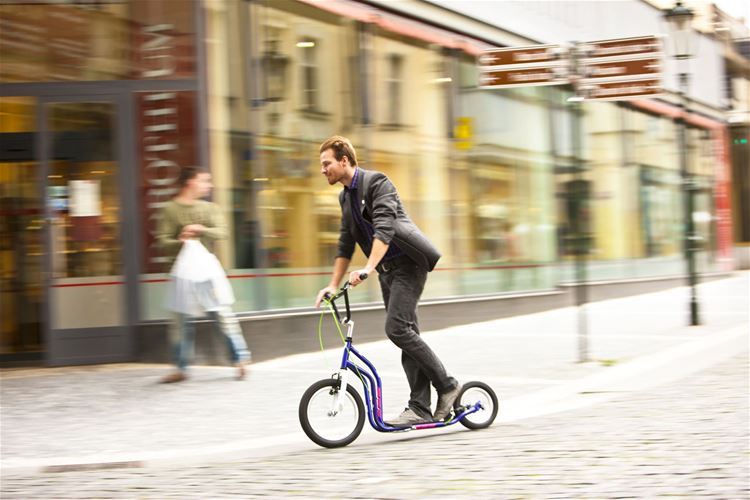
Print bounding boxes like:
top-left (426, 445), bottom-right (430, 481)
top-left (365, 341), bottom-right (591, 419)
top-left (319, 136), bottom-right (358, 166)
top-left (177, 166), bottom-right (208, 188)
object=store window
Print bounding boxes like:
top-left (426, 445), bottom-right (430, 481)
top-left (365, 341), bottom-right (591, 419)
top-left (47, 103), bottom-right (122, 279)
top-left (384, 54), bottom-right (404, 126)
top-left (470, 165), bottom-right (517, 263)
top-left (639, 166), bottom-right (681, 258)
top-left (46, 100), bottom-right (129, 332)
top-left (454, 65), bottom-right (558, 291)
top-left (299, 38), bottom-right (320, 112)
top-left (201, 0), bottom-right (562, 312)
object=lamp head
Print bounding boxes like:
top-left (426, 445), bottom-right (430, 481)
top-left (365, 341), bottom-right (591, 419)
top-left (663, 1), bottom-right (695, 59)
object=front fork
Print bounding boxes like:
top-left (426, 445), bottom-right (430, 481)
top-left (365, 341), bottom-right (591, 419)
top-left (329, 319), bottom-right (354, 416)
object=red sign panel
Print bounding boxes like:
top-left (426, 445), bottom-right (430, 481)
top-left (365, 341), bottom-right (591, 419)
top-left (713, 128), bottom-right (734, 268)
top-left (582, 57), bottom-right (661, 81)
top-left (479, 44), bottom-right (562, 68)
top-left (585, 36), bottom-right (661, 60)
top-left (581, 78), bottom-right (662, 100)
top-left (138, 91), bottom-right (198, 273)
top-left (479, 66), bottom-right (568, 89)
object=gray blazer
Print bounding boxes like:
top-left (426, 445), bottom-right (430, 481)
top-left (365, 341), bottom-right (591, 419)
top-left (336, 169), bottom-right (441, 271)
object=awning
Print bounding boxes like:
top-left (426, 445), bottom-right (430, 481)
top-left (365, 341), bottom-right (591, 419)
top-left (297, 0), bottom-right (492, 56)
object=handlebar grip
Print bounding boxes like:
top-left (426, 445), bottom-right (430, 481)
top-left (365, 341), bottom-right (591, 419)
top-left (359, 273), bottom-right (368, 281)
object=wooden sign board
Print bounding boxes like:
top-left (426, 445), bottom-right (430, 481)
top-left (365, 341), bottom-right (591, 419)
top-left (479, 44), bottom-right (563, 68)
top-left (581, 78), bottom-right (662, 101)
top-left (582, 56), bottom-right (661, 81)
top-left (479, 66), bottom-right (568, 89)
top-left (584, 36), bottom-right (662, 60)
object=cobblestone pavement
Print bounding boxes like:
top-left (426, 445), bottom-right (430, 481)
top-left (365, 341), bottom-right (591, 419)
top-left (1, 274), bottom-right (748, 498)
top-left (2, 274), bottom-right (747, 469)
top-left (2, 351), bottom-right (747, 498)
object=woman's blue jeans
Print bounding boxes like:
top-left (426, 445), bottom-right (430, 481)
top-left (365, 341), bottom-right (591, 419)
top-left (169, 306), bottom-right (251, 371)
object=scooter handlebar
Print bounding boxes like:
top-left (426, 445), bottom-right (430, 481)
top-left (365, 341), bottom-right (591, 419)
top-left (325, 273), bottom-right (368, 302)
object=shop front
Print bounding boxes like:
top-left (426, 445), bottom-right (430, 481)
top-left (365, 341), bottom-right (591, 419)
top-left (0, 1), bottom-right (203, 365)
top-left (1, 0), bottom-right (734, 367)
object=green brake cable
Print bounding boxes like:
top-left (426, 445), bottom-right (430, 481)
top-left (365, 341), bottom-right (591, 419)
top-left (318, 298), bottom-right (347, 351)
top-left (318, 298), bottom-right (366, 386)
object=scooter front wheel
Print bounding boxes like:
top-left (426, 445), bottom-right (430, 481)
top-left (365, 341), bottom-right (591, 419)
top-left (456, 381), bottom-right (498, 430)
top-left (299, 378), bottom-right (365, 448)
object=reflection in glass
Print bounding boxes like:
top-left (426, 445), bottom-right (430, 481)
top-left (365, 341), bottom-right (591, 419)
top-left (640, 166), bottom-right (681, 258)
top-left (48, 103), bottom-right (121, 279)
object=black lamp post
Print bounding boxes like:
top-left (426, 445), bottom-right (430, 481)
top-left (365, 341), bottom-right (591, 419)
top-left (663, 0), bottom-right (700, 326)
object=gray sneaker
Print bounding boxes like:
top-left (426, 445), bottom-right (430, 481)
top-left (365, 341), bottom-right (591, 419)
top-left (385, 408), bottom-right (432, 427)
top-left (434, 384), bottom-right (462, 421)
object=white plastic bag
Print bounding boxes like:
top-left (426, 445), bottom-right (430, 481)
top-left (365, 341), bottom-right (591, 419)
top-left (165, 240), bottom-right (235, 317)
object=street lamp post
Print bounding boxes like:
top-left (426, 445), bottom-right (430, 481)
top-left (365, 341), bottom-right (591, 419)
top-left (567, 43), bottom-right (590, 363)
top-left (663, 0), bottom-right (700, 326)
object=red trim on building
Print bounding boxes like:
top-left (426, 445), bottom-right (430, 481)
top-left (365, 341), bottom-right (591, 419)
top-left (51, 264), bottom-right (549, 287)
top-left (713, 126), bottom-right (735, 269)
top-left (630, 98), bottom-right (724, 130)
top-left (296, 0), bottom-right (489, 55)
top-left (52, 281), bottom-right (127, 288)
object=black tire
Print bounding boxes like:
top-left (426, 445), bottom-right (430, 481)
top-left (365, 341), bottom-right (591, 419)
top-left (299, 378), bottom-right (365, 448)
top-left (455, 381), bottom-right (498, 430)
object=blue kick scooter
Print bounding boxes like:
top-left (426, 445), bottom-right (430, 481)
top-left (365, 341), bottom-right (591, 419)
top-left (299, 276), bottom-right (499, 448)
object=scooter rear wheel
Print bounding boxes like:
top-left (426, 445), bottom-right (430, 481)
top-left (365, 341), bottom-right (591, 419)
top-left (299, 378), bottom-right (365, 448)
top-left (455, 381), bottom-right (498, 430)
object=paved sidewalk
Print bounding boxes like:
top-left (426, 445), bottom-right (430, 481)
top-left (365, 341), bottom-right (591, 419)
top-left (1, 273), bottom-right (747, 475)
top-left (3, 352), bottom-right (746, 498)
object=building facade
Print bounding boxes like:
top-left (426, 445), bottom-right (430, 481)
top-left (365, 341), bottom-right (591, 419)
top-left (0, 0), bottom-right (205, 364)
top-left (709, 2), bottom-right (750, 267)
top-left (0, 0), bottom-right (739, 366)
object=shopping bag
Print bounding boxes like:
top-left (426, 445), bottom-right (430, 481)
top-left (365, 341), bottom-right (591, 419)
top-left (165, 240), bottom-right (235, 317)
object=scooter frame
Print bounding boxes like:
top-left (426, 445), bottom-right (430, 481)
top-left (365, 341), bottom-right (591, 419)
top-left (324, 281), bottom-right (485, 432)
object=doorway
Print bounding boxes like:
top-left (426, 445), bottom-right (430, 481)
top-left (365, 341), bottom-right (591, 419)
top-left (0, 94), bottom-right (137, 365)
top-left (0, 97), bottom-right (42, 361)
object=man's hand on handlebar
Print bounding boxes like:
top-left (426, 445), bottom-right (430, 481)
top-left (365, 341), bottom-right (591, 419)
top-left (315, 286), bottom-right (338, 308)
top-left (315, 271), bottom-right (369, 308)
top-left (348, 269), bottom-right (370, 287)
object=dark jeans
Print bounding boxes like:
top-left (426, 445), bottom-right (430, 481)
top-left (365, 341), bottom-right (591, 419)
top-left (378, 256), bottom-right (457, 419)
top-left (169, 307), bottom-right (250, 371)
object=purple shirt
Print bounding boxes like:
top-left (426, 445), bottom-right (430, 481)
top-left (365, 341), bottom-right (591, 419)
top-left (347, 168), bottom-right (403, 261)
